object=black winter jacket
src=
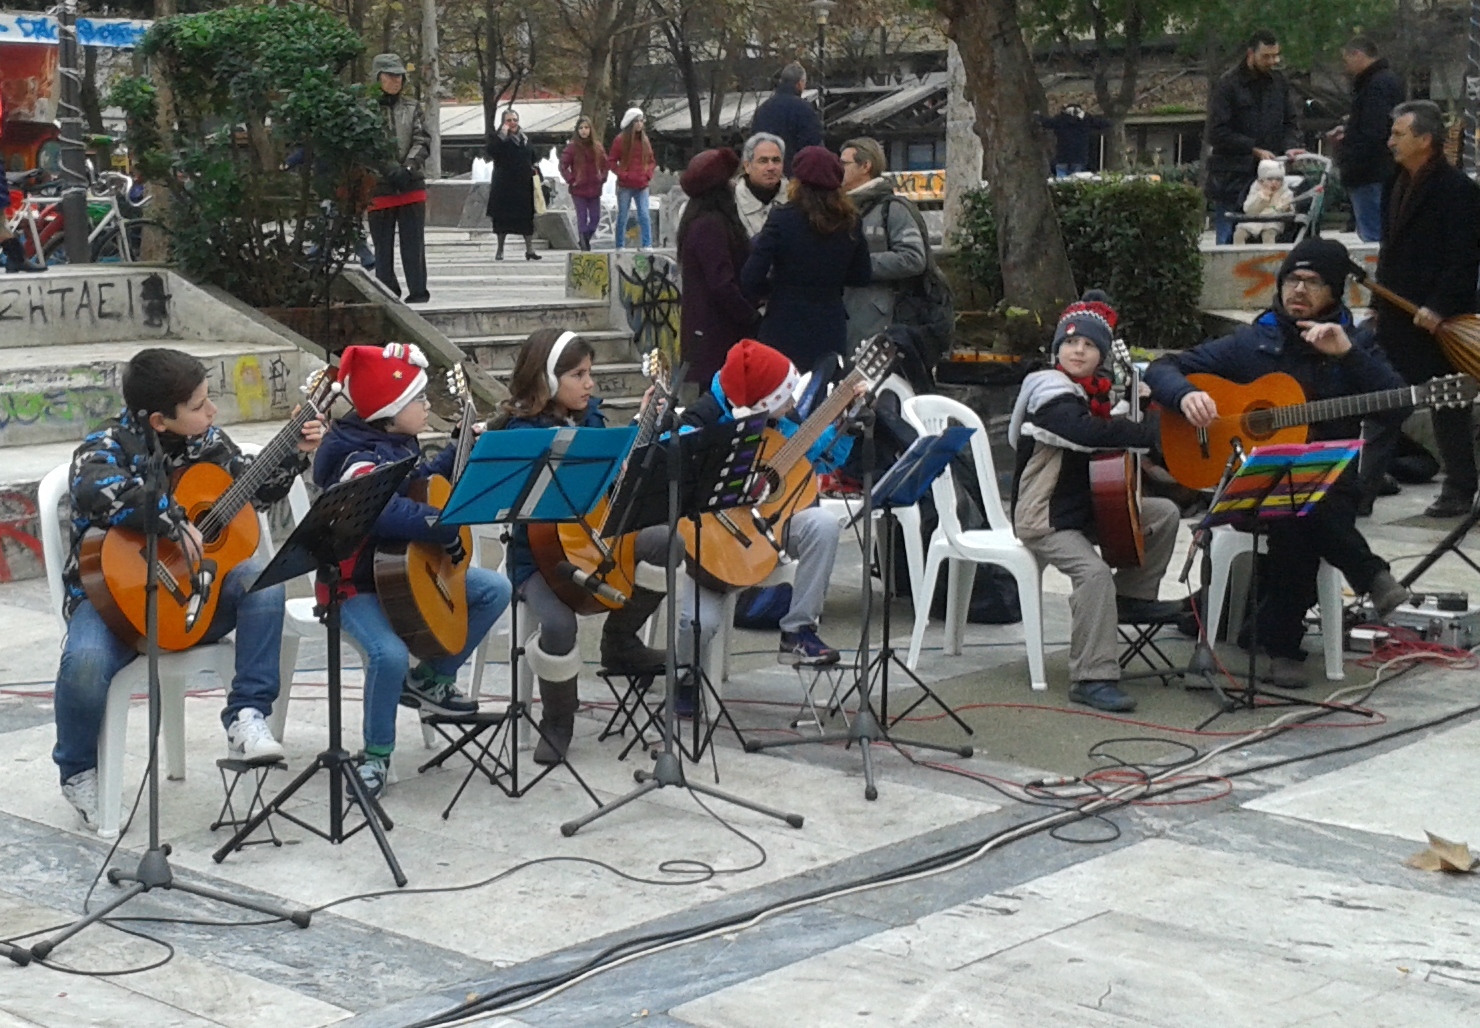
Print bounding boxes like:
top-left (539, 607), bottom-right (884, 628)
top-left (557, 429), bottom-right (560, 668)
top-left (1205, 63), bottom-right (1301, 205)
top-left (1339, 59), bottom-right (1403, 188)
top-left (1376, 157), bottom-right (1480, 381)
top-left (64, 412), bottom-right (308, 619)
top-left (1038, 111), bottom-right (1111, 168)
top-left (749, 89), bottom-right (823, 176)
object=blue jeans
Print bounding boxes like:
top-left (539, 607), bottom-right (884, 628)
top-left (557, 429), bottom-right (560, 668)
top-left (1348, 182), bottom-right (1383, 243)
top-left (1213, 203), bottom-right (1238, 245)
top-left (614, 187), bottom-right (651, 249)
top-left (52, 558), bottom-right (284, 784)
top-left (338, 567), bottom-right (511, 753)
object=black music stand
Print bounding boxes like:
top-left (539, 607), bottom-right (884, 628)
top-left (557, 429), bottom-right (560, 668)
top-left (211, 458), bottom-right (415, 886)
top-left (561, 418), bottom-right (806, 837)
top-left (417, 426), bottom-right (635, 815)
top-left (746, 424), bottom-right (973, 801)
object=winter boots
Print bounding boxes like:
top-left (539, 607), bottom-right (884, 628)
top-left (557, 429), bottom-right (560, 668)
top-left (527, 636), bottom-right (583, 766)
top-left (2, 236), bottom-right (42, 273)
top-left (599, 585), bottom-right (667, 673)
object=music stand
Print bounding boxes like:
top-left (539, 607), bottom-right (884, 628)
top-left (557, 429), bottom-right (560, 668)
top-left (423, 426), bottom-right (633, 812)
top-left (1198, 441), bottom-right (1376, 726)
top-left (746, 425), bottom-right (974, 801)
top-left (561, 418), bottom-right (806, 837)
top-left (211, 458), bottom-right (415, 886)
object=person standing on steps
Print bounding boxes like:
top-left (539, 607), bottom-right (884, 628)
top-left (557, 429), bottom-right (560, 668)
top-left (485, 108), bottom-right (543, 261)
top-left (1330, 37), bottom-right (1402, 243)
top-left (750, 63), bottom-right (823, 178)
top-left (560, 116), bottom-right (608, 251)
top-left (608, 108), bottom-right (656, 252)
top-left (367, 53), bottom-right (431, 303)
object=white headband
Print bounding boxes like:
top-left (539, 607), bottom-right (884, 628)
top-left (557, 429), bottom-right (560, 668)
top-left (546, 331), bottom-right (579, 394)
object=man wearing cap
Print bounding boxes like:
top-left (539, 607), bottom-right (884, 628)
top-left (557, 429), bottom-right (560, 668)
top-left (676, 340), bottom-right (853, 682)
top-left (368, 53), bottom-right (432, 303)
top-left (750, 63), bottom-right (823, 178)
top-left (1010, 294), bottom-right (1185, 713)
top-left (1145, 238), bottom-right (1411, 689)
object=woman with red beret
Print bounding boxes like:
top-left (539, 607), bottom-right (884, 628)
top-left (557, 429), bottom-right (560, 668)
top-left (740, 145), bottom-right (871, 369)
top-left (676, 148), bottom-right (761, 388)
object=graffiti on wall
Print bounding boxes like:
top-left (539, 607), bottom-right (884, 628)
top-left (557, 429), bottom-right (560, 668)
top-left (0, 364), bottom-right (122, 445)
top-left (203, 353), bottom-right (297, 423)
top-left (567, 253), bottom-right (611, 301)
top-left (0, 489), bottom-right (43, 584)
top-left (886, 170), bottom-right (945, 204)
top-left (617, 254), bottom-right (680, 368)
top-left (0, 14), bottom-right (151, 49)
top-left (0, 272), bottom-right (172, 338)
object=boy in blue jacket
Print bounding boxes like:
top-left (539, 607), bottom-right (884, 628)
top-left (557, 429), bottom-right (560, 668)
top-left (313, 344), bottom-right (511, 799)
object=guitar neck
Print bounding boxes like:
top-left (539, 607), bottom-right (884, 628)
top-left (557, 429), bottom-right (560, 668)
top-left (451, 398), bottom-right (477, 483)
top-left (1271, 384), bottom-right (1425, 430)
top-left (607, 378), bottom-right (667, 500)
top-left (769, 369), bottom-right (864, 474)
top-left (197, 401), bottom-right (319, 540)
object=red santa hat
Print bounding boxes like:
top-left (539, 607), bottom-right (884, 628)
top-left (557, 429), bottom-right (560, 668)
top-left (719, 339), bottom-right (801, 418)
top-left (338, 343), bottom-right (429, 422)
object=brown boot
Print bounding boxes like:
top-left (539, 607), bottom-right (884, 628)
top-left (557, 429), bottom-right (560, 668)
top-left (526, 637), bottom-right (583, 766)
top-left (600, 587), bottom-right (667, 672)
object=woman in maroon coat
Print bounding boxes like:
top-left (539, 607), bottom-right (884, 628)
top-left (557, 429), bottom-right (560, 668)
top-left (676, 148), bottom-right (760, 389)
top-left (559, 116), bottom-right (608, 251)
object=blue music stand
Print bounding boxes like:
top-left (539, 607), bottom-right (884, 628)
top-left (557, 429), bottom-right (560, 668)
top-left (441, 425), bottom-right (637, 526)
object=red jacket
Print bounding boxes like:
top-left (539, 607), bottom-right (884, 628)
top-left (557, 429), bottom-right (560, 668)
top-left (607, 134), bottom-right (655, 190)
top-left (559, 141), bottom-right (608, 198)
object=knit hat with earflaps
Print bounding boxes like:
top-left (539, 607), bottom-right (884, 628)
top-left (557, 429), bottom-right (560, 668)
top-left (1051, 291), bottom-right (1117, 361)
top-left (338, 343), bottom-right (429, 422)
top-left (719, 340), bottom-right (801, 418)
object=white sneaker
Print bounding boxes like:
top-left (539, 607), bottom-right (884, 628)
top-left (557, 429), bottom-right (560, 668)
top-left (61, 769), bottom-right (99, 832)
top-left (226, 709), bottom-right (285, 763)
top-left (639, 245), bottom-right (654, 254)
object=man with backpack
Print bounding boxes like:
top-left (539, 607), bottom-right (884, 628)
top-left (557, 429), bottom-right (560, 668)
top-left (839, 138), bottom-right (954, 388)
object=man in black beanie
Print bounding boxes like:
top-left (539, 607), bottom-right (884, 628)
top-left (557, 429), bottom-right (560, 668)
top-left (1144, 238), bottom-right (1411, 689)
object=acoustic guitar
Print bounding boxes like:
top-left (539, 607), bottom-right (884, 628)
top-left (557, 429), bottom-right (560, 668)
top-left (528, 350), bottom-right (671, 615)
top-left (373, 365), bottom-right (476, 661)
top-left (1089, 339), bottom-right (1146, 568)
top-left (80, 368), bottom-right (340, 652)
top-left (680, 335), bottom-right (896, 591)
top-left (1161, 371), bottom-right (1477, 490)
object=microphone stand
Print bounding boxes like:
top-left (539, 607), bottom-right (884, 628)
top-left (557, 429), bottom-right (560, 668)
top-left (29, 415), bottom-right (308, 965)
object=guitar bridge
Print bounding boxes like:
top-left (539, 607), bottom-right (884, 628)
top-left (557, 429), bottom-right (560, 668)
top-left (1196, 426), bottom-right (1209, 461)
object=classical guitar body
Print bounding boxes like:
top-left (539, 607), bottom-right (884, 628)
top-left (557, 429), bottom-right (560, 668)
top-left (679, 426), bottom-right (821, 591)
top-left (79, 462), bottom-right (261, 652)
top-left (1090, 451), bottom-right (1145, 568)
top-left (1160, 372), bottom-right (1309, 490)
top-left (528, 499), bottom-right (641, 616)
top-left (373, 474), bottom-right (471, 661)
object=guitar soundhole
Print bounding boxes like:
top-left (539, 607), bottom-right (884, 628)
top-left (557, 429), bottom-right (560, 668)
top-left (750, 466), bottom-right (782, 504)
top-left (1242, 405), bottom-right (1277, 439)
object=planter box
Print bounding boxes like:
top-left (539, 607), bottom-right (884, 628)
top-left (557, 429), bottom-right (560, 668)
top-left (258, 303), bottom-right (386, 356)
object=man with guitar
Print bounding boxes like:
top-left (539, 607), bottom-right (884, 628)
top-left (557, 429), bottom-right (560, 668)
top-left (1009, 295), bottom-right (1186, 714)
top-left (1145, 239), bottom-right (1412, 689)
top-left (56, 348), bottom-right (326, 832)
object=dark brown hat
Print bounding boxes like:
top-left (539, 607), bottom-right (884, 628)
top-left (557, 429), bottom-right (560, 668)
top-left (791, 146), bottom-right (843, 190)
top-left (680, 148), bottom-right (741, 197)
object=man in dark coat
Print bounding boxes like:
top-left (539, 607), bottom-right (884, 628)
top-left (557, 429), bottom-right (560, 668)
top-left (368, 53), bottom-right (431, 302)
top-left (1205, 30), bottom-right (1303, 245)
top-left (1145, 239), bottom-right (1411, 689)
top-left (1331, 37), bottom-right (1403, 243)
top-left (1038, 105), bottom-right (1111, 176)
top-left (750, 63), bottom-right (823, 178)
top-left (1369, 100), bottom-right (1480, 517)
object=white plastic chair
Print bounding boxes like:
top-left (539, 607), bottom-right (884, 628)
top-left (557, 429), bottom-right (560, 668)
top-left (712, 562), bottom-right (797, 688)
top-left (1203, 526), bottom-right (1345, 681)
top-left (901, 395), bottom-right (1048, 691)
top-left (39, 463), bottom-right (237, 840)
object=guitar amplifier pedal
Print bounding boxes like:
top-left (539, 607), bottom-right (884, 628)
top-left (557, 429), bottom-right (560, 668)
top-left (1384, 594), bottom-right (1480, 650)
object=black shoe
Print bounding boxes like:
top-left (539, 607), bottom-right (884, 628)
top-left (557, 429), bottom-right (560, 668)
top-left (1, 236), bottom-right (42, 273)
top-left (1356, 494), bottom-right (1375, 518)
top-left (1424, 493), bottom-right (1474, 518)
top-left (1068, 680), bottom-right (1137, 712)
top-left (1379, 474), bottom-right (1402, 497)
top-left (779, 627), bottom-right (841, 666)
top-left (1116, 596), bottom-right (1189, 624)
top-left (405, 292), bottom-right (430, 304)
top-left (532, 718), bottom-right (573, 765)
top-left (525, 250), bottom-right (542, 261)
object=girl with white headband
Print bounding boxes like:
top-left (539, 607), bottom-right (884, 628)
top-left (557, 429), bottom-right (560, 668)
top-left (495, 329), bottom-right (672, 765)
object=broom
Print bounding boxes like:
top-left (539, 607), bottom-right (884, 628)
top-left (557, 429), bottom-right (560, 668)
top-left (1355, 270), bottom-right (1480, 381)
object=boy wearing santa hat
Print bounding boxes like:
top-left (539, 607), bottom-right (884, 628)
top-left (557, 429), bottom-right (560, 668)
top-left (313, 344), bottom-right (511, 800)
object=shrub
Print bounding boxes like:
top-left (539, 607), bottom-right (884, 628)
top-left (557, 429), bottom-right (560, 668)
top-left (110, 3), bottom-right (387, 308)
top-left (952, 177), bottom-right (1205, 352)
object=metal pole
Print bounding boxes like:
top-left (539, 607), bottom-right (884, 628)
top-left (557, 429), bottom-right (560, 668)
top-left (1467, 0), bottom-right (1480, 174)
top-left (58, 0), bottom-right (91, 263)
top-left (422, 0), bottom-right (442, 179)
top-left (817, 20), bottom-right (826, 130)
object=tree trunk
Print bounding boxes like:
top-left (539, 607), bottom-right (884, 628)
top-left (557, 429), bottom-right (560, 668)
top-left (938, 0), bottom-right (1076, 350)
top-left (141, 0), bottom-right (178, 263)
top-left (943, 42), bottom-right (982, 239)
top-left (80, 46), bottom-right (105, 134)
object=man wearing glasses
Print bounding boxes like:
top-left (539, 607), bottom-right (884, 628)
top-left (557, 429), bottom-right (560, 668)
top-left (1144, 238), bottom-right (1412, 689)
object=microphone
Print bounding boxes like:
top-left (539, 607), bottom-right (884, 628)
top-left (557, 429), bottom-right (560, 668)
top-left (185, 558), bottom-right (218, 632)
top-left (556, 560), bottom-right (628, 606)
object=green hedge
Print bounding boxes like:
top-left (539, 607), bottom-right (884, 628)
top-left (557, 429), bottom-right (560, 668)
top-left (953, 178), bottom-right (1205, 352)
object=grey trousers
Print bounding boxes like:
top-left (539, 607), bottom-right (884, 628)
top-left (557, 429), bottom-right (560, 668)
top-left (1023, 497), bottom-right (1180, 683)
top-left (678, 505), bottom-right (841, 663)
top-left (519, 525), bottom-right (669, 657)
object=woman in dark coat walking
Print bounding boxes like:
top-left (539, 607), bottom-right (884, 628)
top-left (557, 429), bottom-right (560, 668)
top-left (485, 108), bottom-right (542, 260)
top-left (676, 148), bottom-right (760, 388)
top-left (741, 146), bottom-right (871, 370)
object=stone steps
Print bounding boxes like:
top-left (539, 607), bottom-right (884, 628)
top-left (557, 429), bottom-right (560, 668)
top-left (0, 339), bottom-right (322, 449)
top-left (420, 300), bottom-right (610, 339)
top-left (463, 329), bottom-right (634, 372)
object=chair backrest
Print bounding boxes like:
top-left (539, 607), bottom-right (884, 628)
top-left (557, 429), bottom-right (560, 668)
top-left (901, 394), bottom-right (1012, 539)
top-left (37, 463), bottom-right (73, 633)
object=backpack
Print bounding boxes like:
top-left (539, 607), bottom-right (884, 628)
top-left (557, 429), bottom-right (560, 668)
top-left (878, 194), bottom-right (956, 379)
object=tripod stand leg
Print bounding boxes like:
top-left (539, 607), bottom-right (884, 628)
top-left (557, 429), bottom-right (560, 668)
top-left (560, 777), bottom-right (661, 836)
top-left (684, 779), bottom-right (805, 828)
top-left (344, 771), bottom-right (408, 888)
top-left (858, 739), bottom-right (878, 803)
top-left (29, 881), bottom-right (148, 960)
top-left (2, 941), bottom-right (30, 966)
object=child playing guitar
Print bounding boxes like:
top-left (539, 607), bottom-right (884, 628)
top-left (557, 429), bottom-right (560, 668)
top-left (313, 344), bottom-right (512, 800)
top-left (57, 347), bottom-right (325, 831)
top-left (1008, 295), bottom-right (1185, 713)
top-left (495, 329), bottom-right (672, 765)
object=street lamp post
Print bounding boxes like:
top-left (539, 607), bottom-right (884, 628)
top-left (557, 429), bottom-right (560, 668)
top-left (810, 0), bottom-right (835, 129)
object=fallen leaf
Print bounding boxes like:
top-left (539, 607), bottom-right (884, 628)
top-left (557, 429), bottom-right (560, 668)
top-left (1405, 832), bottom-right (1479, 874)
